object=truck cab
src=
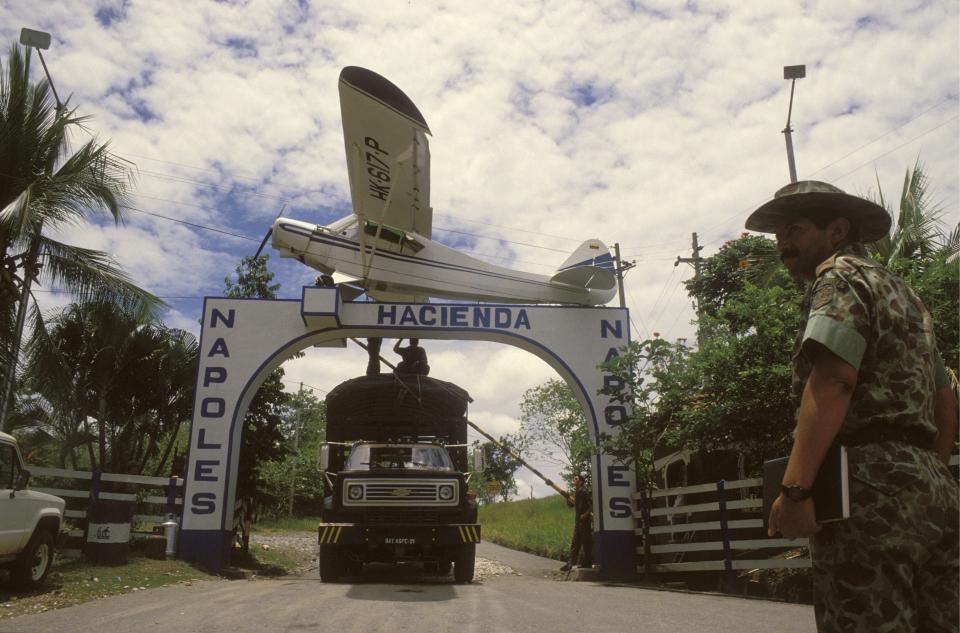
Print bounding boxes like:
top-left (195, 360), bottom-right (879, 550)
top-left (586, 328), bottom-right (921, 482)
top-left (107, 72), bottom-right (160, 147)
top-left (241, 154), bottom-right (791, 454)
top-left (0, 431), bottom-right (65, 590)
top-left (318, 375), bottom-right (481, 583)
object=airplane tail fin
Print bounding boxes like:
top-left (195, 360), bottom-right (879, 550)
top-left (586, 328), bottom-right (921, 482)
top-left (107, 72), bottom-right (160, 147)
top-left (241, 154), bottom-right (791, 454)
top-left (550, 239), bottom-right (617, 289)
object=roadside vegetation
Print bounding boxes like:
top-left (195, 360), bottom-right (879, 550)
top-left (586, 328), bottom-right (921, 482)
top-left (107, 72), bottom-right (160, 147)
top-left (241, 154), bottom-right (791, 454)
top-left (479, 494), bottom-right (571, 561)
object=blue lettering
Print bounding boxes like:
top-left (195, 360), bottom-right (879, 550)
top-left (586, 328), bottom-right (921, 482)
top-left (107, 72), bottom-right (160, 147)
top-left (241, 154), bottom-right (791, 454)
top-left (194, 460), bottom-right (220, 482)
top-left (473, 308), bottom-right (490, 328)
top-left (495, 308), bottom-right (511, 328)
top-left (607, 465), bottom-right (629, 487)
top-left (601, 320), bottom-right (622, 339)
top-left (419, 306), bottom-right (436, 326)
top-left (378, 305), bottom-right (397, 325)
top-left (609, 497), bottom-right (632, 519)
top-left (603, 375), bottom-right (625, 391)
top-left (451, 306), bottom-right (468, 326)
top-left (441, 307), bottom-right (448, 326)
top-left (604, 347), bottom-right (620, 362)
top-left (604, 405), bottom-right (627, 426)
top-left (210, 309), bottom-right (235, 328)
top-left (197, 428), bottom-right (221, 449)
top-left (400, 306), bottom-right (417, 326)
top-left (201, 398), bottom-right (225, 418)
top-left (208, 338), bottom-right (230, 358)
top-left (191, 493), bottom-right (216, 515)
top-left (203, 366), bottom-right (227, 387)
top-left (514, 309), bottom-right (531, 330)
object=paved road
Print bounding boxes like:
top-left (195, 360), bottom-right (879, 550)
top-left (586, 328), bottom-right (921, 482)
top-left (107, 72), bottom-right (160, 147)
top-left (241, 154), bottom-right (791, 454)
top-left (0, 542), bottom-right (815, 633)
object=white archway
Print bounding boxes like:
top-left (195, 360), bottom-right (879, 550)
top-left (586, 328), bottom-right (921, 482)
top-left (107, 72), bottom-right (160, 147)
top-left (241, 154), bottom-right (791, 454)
top-left (180, 287), bottom-right (636, 578)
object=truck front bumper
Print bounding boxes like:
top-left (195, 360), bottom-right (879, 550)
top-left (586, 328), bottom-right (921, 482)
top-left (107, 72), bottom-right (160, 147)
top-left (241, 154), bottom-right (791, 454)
top-left (318, 523), bottom-right (480, 547)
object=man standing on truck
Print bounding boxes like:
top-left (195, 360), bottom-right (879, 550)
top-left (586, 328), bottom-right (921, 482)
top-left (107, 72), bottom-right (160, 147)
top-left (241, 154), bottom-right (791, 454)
top-left (560, 474), bottom-right (593, 571)
top-left (749, 180), bottom-right (958, 632)
top-left (394, 338), bottom-right (430, 375)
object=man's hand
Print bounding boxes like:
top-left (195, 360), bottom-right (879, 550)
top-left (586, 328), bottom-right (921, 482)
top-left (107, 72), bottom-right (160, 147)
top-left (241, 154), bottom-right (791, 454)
top-left (768, 494), bottom-right (820, 539)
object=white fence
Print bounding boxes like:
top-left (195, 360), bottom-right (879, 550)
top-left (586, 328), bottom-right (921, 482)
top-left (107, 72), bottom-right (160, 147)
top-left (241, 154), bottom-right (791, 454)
top-left (29, 466), bottom-right (184, 538)
top-left (633, 454), bottom-right (959, 575)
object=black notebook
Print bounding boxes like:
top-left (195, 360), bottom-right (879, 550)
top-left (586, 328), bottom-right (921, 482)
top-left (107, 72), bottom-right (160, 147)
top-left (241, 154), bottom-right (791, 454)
top-left (762, 444), bottom-right (850, 527)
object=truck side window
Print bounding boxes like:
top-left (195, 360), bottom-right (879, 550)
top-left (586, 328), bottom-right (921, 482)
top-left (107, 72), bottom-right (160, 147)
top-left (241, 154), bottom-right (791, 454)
top-left (0, 444), bottom-right (15, 488)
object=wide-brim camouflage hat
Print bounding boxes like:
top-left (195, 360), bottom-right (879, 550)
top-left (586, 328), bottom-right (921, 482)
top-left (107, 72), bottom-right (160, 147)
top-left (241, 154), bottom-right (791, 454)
top-left (745, 180), bottom-right (891, 243)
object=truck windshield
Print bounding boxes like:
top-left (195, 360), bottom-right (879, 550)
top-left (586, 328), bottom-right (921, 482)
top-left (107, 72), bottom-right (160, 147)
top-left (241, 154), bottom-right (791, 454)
top-left (345, 445), bottom-right (454, 471)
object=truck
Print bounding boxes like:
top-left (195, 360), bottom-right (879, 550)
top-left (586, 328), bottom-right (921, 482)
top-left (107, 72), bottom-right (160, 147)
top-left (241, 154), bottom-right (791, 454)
top-left (317, 373), bottom-right (482, 583)
top-left (0, 431), bottom-right (65, 590)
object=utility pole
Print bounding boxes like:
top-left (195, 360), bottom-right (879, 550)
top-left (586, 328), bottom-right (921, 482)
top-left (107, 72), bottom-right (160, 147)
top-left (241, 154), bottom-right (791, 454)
top-left (674, 232), bottom-right (705, 348)
top-left (612, 243), bottom-right (635, 309)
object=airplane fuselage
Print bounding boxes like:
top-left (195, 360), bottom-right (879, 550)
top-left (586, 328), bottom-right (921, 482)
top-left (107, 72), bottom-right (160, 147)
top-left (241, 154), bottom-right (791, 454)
top-left (272, 217), bottom-right (617, 306)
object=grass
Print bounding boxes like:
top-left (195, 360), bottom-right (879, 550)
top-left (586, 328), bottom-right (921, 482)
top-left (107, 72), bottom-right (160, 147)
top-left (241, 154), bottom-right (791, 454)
top-left (479, 495), bottom-right (572, 561)
top-left (0, 554), bottom-right (209, 620)
top-left (252, 516), bottom-right (321, 533)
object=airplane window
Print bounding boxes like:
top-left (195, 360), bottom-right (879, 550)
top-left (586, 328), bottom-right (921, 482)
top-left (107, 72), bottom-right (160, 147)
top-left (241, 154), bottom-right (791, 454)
top-left (363, 221), bottom-right (404, 245)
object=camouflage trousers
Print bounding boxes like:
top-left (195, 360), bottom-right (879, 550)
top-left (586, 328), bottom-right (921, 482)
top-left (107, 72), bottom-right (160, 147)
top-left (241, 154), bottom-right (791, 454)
top-left (810, 444), bottom-right (959, 633)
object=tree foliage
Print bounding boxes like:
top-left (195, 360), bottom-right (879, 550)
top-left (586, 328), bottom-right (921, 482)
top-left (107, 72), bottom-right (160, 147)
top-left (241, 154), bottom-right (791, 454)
top-left (519, 379), bottom-right (593, 488)
top-left (468, 435), bottom-right (525, 504)
top-left (257, 387), bottom-right (327, 517)
top-left (17, 300), bottom-right (197, 474)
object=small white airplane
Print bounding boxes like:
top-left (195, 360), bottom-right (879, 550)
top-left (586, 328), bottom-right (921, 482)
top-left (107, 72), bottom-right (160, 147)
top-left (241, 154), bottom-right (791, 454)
top-left (268, 66), bottom-right (617, 306)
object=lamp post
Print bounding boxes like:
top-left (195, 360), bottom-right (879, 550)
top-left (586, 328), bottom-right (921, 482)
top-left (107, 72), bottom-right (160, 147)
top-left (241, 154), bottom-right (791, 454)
top-left (782, 64), bottom-right (806, 183)
top-left (0, 29), bottom-right (62, 432)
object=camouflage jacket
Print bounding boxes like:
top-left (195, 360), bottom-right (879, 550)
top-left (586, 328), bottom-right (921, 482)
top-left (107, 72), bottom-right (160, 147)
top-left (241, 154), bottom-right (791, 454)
top-left (791, 243), bottom-right (946, 448)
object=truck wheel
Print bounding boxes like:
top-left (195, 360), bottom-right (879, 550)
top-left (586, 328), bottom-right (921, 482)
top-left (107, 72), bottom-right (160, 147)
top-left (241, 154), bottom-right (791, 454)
top-left (11, 529), bottom-right (55, 591)
top-left (453, 544), bottom-right (475, 583)
top-left (319, 546), bottom-right (343, 582)
top-left (438, 559), bottom-right (452, 575)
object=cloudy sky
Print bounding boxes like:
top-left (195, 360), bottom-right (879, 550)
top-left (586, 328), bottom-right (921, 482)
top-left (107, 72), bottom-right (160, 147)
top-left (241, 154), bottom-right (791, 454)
top-left (3, 1), bottom-right (958, 497)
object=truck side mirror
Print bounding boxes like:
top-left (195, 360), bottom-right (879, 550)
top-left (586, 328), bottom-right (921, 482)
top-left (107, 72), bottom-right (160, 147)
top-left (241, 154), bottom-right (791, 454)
top-left (319, 444), bottom-right (330, 472)
top-left (14, 470), bottom-right (30, 491)
top-left (472, 447), bottom-right (485, 472)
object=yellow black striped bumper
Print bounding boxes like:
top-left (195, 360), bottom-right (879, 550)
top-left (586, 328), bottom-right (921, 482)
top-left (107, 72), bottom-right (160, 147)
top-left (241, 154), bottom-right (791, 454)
top-left (317, 523), bottom-right (480, 546)
top-left (457, 524), bottom-right (481, 543)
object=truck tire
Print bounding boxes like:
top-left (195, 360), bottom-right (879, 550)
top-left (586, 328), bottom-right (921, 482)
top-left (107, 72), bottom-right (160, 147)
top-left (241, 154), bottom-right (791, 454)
top-left (438, 558), bottom-right (452, 575)
top-left (319, 545), bottom-right (343, 582)
top-left (11, 529), bottom-right (55, 591)
top-left (453, 544), bottom-right (475, 583)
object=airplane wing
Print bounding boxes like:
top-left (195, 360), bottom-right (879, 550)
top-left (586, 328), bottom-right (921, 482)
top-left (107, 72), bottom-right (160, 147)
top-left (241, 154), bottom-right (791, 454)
top-left (339, 66), bottom-right (432, 239)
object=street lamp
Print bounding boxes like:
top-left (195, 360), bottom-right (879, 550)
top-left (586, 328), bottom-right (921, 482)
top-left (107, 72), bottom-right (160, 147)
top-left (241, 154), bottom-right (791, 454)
top-left (782, 64), bottom-right (806, 183)
top-left (0, 28), bottom-right (60, 432)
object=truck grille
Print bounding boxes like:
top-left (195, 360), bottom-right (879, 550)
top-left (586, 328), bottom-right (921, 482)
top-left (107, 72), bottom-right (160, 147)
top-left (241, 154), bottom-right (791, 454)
top-left (342, 478), bottom-right (459, 507)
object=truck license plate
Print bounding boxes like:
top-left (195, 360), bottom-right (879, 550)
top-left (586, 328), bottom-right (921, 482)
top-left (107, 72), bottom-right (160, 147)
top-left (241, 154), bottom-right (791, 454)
top-left (384, 536), bottom-right (417, 545)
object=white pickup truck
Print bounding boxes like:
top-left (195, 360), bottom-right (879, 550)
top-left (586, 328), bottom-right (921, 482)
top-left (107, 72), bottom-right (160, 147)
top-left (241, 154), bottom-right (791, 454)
top-left (0, 431), bottom-right (65, 590)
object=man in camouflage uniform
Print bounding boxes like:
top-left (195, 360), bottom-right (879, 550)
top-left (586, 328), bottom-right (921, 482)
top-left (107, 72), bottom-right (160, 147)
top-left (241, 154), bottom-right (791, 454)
top-left (746, 180), bottom-right (958, 633)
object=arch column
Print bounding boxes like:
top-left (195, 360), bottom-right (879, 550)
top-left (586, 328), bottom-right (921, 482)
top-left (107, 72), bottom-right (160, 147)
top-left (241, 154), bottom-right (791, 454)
top-left (180, 287), bottom-right (635, 578)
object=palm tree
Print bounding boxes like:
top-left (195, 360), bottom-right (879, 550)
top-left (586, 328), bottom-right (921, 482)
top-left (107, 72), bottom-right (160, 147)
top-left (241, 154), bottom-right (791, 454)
top-left (867, 158), bottom-right (959, 381)
top-left (1, 42), bottom-right (162, 426)
top-left (22, 300), bottom-right (198, 474)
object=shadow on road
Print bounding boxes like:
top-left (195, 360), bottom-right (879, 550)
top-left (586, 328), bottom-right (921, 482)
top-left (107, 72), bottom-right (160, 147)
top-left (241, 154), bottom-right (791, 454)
top-left (305, 563), bottom-right (462, 602)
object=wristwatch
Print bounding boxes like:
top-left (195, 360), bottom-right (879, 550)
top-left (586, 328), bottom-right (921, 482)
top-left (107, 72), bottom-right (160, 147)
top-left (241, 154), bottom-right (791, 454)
top-left (780, 484), bottom-right (812, 502)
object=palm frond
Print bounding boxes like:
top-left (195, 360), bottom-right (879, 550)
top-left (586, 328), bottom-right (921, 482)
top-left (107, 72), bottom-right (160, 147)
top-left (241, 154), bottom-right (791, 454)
top-left (38, 238), bottom-right (165, 318)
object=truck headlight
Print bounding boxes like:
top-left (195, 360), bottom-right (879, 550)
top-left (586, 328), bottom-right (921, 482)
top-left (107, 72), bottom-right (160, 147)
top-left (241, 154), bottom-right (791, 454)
top-left (438, 484), bottom-right (455, 501)
top-left (347, 484), bottom-right (363, 501)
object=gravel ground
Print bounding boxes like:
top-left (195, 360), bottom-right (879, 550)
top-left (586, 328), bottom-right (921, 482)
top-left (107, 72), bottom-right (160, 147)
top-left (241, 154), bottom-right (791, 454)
top-left (251, 532), bottom-right (516, 581)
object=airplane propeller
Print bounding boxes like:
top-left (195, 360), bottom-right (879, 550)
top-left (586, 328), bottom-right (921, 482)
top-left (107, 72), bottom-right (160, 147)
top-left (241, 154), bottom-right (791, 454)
top-left (253, 204), bottom-right (286, 259)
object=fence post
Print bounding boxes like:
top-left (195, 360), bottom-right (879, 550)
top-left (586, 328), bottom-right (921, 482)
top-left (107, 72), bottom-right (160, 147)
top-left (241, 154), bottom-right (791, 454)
top-left (716, 479), bottom-right (736, 593)
top-left (639, 488), bottom-right (653, 576)
top-left (165, 476), bottom-right (179, 516)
